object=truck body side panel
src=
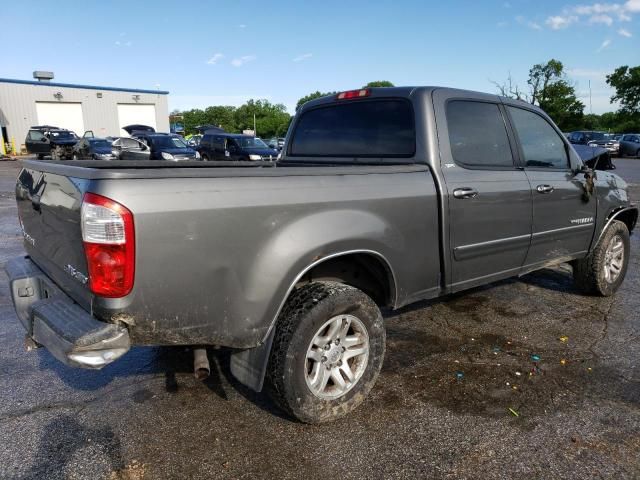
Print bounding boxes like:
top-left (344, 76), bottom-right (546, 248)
top-left (88, 167), bottom-right (440, 347)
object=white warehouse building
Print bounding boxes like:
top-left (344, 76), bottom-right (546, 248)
top-left (0, 72), bottom-right (169, 152)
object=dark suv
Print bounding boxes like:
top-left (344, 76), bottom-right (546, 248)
top-left (25, 126), bottom-right (78, 160)
top-left (131, 133), bottom-right (199, 161)
top-left (198, 133), bottom-right (278, 161)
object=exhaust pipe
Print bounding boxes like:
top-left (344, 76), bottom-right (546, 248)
top-left (193, 347), bottom-right (210, 380)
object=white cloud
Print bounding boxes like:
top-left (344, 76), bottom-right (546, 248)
top-left (231, 55), bottom-right (256, 67)
top-left (546, 1), bottom-right (640, 29)
top-left (206, 53), bottom-right (224, 65)
top-left (589, 13), bottom-right (614, 25)
top-left (293, 53), bottom-right (313, 62)
top-left (239, 24), bottom-right (246, 28)
top-left (516, 15), bottom-right (542, 29)
top-left (596, 38), bottom-right (612, 52)
top-left (618, 27), bottom-right (633, 36)
top-left (114, 40), bottom-right (132, 47)
top-left (546, 15), bottom-right (577, 29)
top-left (497, 21), bottom-right (509, 27)
top-left (625, 0), bottom-right (640, 11)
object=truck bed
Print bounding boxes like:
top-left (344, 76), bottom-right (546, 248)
top-left (16, 159), bottom-right (440, 349)
top-left (24, 159), bottom-right (429, 180)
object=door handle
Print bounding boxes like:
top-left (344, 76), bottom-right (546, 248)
top-left (453, 187), bottom-right (478, 199)
top-left (536, 184), bottom-right (554, 194)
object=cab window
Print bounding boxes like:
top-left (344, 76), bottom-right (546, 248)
top-left (507, 107), bottom-right (569, 169)
top-left (446, 100), bottom-right (514, 168)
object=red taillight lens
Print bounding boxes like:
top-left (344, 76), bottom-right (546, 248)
top-left (81, 192), bottom-right (135, 298)
top-left (337, 89), bottom-right (370, 100)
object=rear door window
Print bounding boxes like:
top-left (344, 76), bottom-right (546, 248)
top-left (507, 107), bottom-right (569, 169)
top-left (28, 130), bottom-right (45, 141)
top-left (289, 99), bottom-right (415, 158)
top-left (446, 100), bottom-right (514, 168)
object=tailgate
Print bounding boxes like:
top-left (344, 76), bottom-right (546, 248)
top-left (16, 167), bottom-right (92, 310)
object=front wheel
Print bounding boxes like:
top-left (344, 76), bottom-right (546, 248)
top-left (266, 282), bottom-right (385, 423)
top-left (573, 220), bottom-right (630, 296)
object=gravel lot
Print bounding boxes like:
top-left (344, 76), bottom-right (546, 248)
top-left (0, 158), bottom-right (639, 479)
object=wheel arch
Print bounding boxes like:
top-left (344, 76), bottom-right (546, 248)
top-left (605, 206), bottom-right (638, 236)
top-left (229, 250), bottom-right (397, 393)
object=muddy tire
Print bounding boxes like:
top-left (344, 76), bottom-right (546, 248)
top-left (265, 282), bottom-right (385, 423)
top-left (573, 220), bottom-right (630, 296)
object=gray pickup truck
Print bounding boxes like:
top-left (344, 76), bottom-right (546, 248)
top-left (6, 87), bottom-right (638, 423)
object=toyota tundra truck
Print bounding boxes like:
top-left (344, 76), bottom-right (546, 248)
top-left (6, 87), bottom-right (638, 423)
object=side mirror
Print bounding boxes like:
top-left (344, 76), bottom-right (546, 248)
top-left (41, 138), bottom-right (47, 142)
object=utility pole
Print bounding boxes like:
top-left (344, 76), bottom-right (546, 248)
top-left (589, 80), bottom-right (592, 115)
top-left (253, 113), bottom-right (256, 137)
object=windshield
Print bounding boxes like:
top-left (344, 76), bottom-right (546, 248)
top-left (235, 137), bottom-right (269, 149)
top-left (90, 140), bottom-right (112, 148)
top-left (153, 136), bottom-right (189, 149)
top-left (590, 132), bottom-right (606, 141)
top-left (49, 131), bottom-right (74, 139)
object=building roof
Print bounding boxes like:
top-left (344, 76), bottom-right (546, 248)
top-left (0, 77), bottom-right (169, 95)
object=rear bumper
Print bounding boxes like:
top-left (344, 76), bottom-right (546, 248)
top-left (4, 256), bottom-right (130, 369)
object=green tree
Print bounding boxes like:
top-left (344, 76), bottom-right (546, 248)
top-left (204, 106), bottom-right (237, 132)
top-left (537, 81), bottom-right (584, 131)
top-left (234, 99), bottom-right (291, 137)
top-left (493, 59), bottom-right (584, 131)
top-left (606, 65), bottom-right (640, 114)
top-left (295, 91), bottom-right (335, 111)
top-left (364, 80), bottom-right (394, 88)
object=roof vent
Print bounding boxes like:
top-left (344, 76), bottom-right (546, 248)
top-left (33, 71), bottom-right (54, 82)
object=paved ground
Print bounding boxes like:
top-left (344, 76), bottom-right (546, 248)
top-left (0, 158), bottom-right (639, 479)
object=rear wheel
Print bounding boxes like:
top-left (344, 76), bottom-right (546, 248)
top-left (201, 153), bottom-right (210, 161)
top-left (266, 282), bottom-right (385, 423)
top-left (36, 154), bottom-right (44, 160)
top-left (573, 220), bottom-right (630, 296)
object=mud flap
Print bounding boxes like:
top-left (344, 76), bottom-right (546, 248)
top-left (229, 329), bottom-right (275, 392)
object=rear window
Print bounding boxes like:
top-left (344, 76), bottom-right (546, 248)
top-left (289, 99), bottom-right (415, 158)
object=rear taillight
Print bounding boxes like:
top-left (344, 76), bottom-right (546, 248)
top-left (337, 88), bottom-right (370, 100)
top-left (81, 192), bottom-right (135, 298)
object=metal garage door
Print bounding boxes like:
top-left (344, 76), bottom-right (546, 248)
top-left (117, 104), bottom-right (157, 136)
top-left (36, 102), bottom-right (85, 136)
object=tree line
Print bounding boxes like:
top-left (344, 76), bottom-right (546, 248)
top-left (492, 61), bottom-right (640, 133)
top-left (174, 81), bottom-right (395, 137)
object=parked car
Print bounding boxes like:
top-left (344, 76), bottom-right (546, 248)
top-left (199, 133), bottom-right (278, 161)
top-left (131, 132), bottom-right (200, 161)
top-left (25, 125), bottom-right (78, 160)
top-left (619, 134), bottom-right (640, 157)
top-left (7, 87), bottom-right (637, 424)
top-left (567, 131), bottom-right (607, 145)
top-left (568, 131), bottom-right (619, 154)
top-left (266, 137), bottom-right (285, 151)
top-left (186, 134), bottom-right (202, 149)
top-left (110, 137), bottom-right (151, 160)
top-left (72, 133), bottom-right (117, 160)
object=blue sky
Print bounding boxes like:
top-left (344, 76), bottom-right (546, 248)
top-left (1, 0), bottom-right (639, 114)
